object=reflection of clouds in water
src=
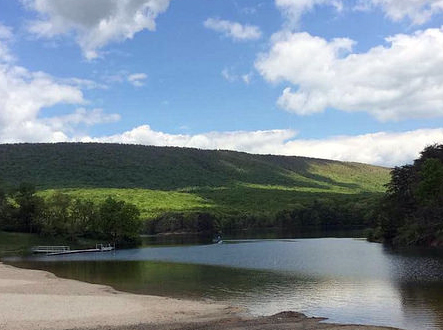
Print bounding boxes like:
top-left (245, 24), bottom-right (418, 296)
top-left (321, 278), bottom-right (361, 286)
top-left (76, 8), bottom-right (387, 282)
top-left (227, 277), bottom-right (406, 329)
top-left (7, 238), bottom-right (443, 330)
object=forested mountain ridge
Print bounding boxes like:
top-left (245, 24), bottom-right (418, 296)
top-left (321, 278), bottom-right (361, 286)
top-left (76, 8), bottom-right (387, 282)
top-left (0, 143), bottom-right (392, 239)
top-left (0, 143), bottom-right (389, 192)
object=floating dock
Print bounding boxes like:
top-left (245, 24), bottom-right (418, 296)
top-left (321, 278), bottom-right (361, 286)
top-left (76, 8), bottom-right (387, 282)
top-left (31, 244), bottom-right (114, 256)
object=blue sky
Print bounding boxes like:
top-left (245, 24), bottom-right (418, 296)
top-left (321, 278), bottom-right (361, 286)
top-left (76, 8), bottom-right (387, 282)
top-left (1, 0), bottom-right (443, 166)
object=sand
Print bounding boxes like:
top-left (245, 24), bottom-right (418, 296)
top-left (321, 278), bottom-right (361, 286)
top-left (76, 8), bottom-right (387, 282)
top-left (0, 262), bottom-right (402, 330)
top-left (0, 262), bottom-right (235, 330)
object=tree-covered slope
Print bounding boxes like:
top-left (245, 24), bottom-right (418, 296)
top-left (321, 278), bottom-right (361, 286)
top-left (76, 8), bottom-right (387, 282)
top-left (0, 143), bottom-right (390, 192)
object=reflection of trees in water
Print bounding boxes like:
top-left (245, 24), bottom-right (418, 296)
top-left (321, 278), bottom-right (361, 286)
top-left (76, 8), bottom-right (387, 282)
top-left (7, 260), bottom-right (281, 299)
top-left (382, 245), bottom-right (443, 329)
top-left (398, 281), bottom-right (443, 330)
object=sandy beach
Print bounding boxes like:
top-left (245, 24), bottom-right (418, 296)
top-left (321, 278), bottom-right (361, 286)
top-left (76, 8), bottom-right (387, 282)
top-left (0, 262), bottom-right (402, 330)
top-left (0, 262), bottom-right (234, 330)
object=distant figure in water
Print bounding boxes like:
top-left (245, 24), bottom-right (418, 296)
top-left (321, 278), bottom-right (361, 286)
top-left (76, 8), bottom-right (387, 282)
top-left (213, 233), bottom-right (222, 244)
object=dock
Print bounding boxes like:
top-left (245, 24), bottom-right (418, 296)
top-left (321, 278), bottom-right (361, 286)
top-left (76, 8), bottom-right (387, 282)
top-left (31, 244), bottom-right (114, 256)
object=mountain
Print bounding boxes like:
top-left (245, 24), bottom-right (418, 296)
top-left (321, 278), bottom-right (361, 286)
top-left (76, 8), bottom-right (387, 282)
top-left (0, 143), bottom-right (390, 219)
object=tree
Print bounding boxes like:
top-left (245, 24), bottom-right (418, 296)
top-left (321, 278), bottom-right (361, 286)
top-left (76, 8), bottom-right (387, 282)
top-left (70, 198), bottom-right (98, 236)
top-left (376, 144), bottom-right (443, 246)
top-left (417, 158), bottom-right (443, 206)
top-left (14, 182), bottom-right (44, 233)
top-left (0, 180), bottom-right (14, 230)
top-left (99, 197), bottom-right (141, 246)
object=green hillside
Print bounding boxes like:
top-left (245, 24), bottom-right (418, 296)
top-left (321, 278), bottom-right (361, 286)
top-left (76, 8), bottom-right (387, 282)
top-left (0, 143), bottom-right (390, 219)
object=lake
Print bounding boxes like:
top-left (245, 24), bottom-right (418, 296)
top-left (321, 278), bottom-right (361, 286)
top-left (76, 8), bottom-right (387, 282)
top-left (4, 235), bottom-right (443, 330)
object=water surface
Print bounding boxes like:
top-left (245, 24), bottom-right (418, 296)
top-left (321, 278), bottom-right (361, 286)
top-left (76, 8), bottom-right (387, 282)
top-left (5, 238), bottom-right (443, 330)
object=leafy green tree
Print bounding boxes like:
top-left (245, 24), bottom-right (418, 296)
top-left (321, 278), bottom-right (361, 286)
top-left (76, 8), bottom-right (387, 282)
top-left (376, 144), bottom-right (443, 246)
top-left (417, 158), bottom-right (443, 205)
top-left (0, 180), bottom-right (14, 230)
top-left (40, 192), bottom-right (79, 239)
top-left (99, 197), bottom-right (141, 246)
top-left (70, 199), bottom-right (98, 236)
top-left (14, 182), bottom-right (44, 233)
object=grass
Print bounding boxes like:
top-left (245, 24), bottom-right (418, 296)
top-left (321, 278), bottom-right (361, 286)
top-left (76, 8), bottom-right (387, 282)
top-left (38, 188), bottom-right (214, 218)
top-left (39, 183), bottom-right (386, 220)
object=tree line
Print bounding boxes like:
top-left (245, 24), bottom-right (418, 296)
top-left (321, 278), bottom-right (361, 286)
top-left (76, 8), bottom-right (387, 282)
top-left (145, 196), bottom-right (379, 235)
top-left (1, 180), bottom-right (377, 244)
top-left (0, 183), bottom-right (141, 246)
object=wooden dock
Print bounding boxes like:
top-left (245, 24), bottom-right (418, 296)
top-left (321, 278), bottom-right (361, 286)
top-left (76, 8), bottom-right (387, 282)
top-left (31, 244), bottom-right (114, 256)
top-left (31, 246), bottom-right (70, 254)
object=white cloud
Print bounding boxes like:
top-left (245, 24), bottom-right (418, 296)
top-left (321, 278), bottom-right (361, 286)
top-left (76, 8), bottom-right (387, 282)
top-left (204, 18), bottom-right (262, 41)
top-left (221, 68), bottom-right (237, 82)
top-left (0, 62), bottom-right (123, 142)
top-left (102, 70), bottom-right (148, 87)
top-left (221, 68), bottom-right (253, 84)
top-left (44, 108), bottom-right (120, 132)
top-left (0, 23), bottom-right (14, 63)
top-left (76, 124), bottom-right (443, 167)
top-left (357, 0), bottom-right (443, 25)
top-left (0, 23), bottom-right (12, 40)
top-left (275, 0), bottom-right (343, 27)
top-left (24, 0), bottom-right (171, 59)
top-left (127, 73), bottom-right (147, 87)
top-left (256, 27), bottom-right (443, 121)
top-left (0, 29), bottom-right (120, 143)
top-left (280, 129), bottom-right (443, 167)
top-left (242, 72), bottom-right (253, 84)
top-left (60, 77), bottom-right (108, 90)
top-left (82, 125), bottom-right (296, 153)
top-left (275, 0), bottom-right (443, 26)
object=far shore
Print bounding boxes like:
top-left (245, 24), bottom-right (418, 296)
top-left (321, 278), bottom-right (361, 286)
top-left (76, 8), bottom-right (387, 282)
top-left (0, 262), bottom-right (402, 330)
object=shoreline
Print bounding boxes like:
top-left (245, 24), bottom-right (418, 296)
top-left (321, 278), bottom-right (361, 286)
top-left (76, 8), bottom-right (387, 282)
top-left (0, 262), bottom-right (402, 330)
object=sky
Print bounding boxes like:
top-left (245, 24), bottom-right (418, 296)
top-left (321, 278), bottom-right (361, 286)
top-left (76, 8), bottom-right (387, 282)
top-left (1, 0), bottom-right (443, 167)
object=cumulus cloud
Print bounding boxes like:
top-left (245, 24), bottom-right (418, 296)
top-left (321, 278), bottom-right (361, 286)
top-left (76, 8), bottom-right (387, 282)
top-left (0, 62), bottom-right (121, 142)
top-left (280, 129), bottom-right (443, 167)
top-left (0, 28), bottom-right (120, 143)
top-left (256, 27), bottom-right (443, 121)
top-left (84, 125), bottom-right (295, 153)
top-left (357, 0), bottom-right (443, 25)
top-left (75, 124), bottom-right (443, 167)
top-left (127, 73), bottom-right (147, 87)
top-left (24, 0), bottom-right (171, 59)
top-left (204, 18), bottom-right (262, 41)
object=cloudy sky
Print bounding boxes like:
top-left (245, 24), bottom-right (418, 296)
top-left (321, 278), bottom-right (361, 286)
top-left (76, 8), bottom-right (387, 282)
top-left (1, 0), bottom-right (443, 166)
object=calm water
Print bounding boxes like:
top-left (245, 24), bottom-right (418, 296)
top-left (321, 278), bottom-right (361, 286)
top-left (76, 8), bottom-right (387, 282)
top-left (5, 237), bottom-right (443, 330)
